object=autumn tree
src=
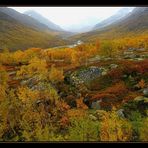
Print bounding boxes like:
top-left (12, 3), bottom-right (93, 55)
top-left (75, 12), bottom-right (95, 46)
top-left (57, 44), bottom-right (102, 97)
top-left (68, 116), bottom-right (100, 141)
top-left (100, 41), bottom-right (116, 58)
top-left (100, 108), bottom-right (132, 141)
top-left (48, 64), bottom-right (64, 83)
top-left (17, 57), bottom-right (48, 80)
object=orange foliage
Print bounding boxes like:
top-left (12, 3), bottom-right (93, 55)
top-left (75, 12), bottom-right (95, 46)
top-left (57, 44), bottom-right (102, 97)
top-left (59, 116), bottom-right (69, 128)
top-left (120, 59), bottom-right (148, 74)
top-left (67, 109), bottom-right (87, 119)
top-left (137, 79), bottom-right (145, 89)
top-left (76, 98), bottom-right (88, 110)
top-left (48, 64), bottom-right (64, 83)
top-left (123, 92), bottom-right (140, 103)
top-left (56, 100), bottom-right (70, 112)
top-left (104, 81), bottom-right (128, 96)
top-left (91, 82), bottom-right (128, 108)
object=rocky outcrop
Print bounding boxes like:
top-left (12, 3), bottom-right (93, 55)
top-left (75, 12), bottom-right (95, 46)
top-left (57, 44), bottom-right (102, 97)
top-left (65, 66), bottom-right (101, 86)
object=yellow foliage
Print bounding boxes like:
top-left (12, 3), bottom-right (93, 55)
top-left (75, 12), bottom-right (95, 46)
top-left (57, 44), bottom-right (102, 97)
top-left (48, 64), bottom-right (64, 83)
top-left (17, 57), bottom-right (48, 80)
top-left (17, 86), bottom-right (39, 104)
top-left (100, 110), bottom-right (132, 141)
top-left (67, 109), bottom-right (87, 119)
top-left (139, 117), bottom-right (148, 141)
top-left (76, 98), bottom-right (88, 110)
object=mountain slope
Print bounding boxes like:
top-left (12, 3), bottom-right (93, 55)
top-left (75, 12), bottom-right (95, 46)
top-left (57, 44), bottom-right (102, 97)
top-left (70, 7), bottom-right (148, 42)
top-left (93, 8), bottom-right (134, 30)
top-left (24, 10), bottom-right (75, 38)
top-left (0, 7), bottom-right (68, 51)
top-left (0, 7), bottom-right (53, 32)
top-left (24, 10), bottom-right (64, 31)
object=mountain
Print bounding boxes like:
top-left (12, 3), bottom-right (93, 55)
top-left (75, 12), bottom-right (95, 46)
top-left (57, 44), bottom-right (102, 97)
top-left (0, 7), bottom-right (53, 32)
top-left (70, 7), bottom-right (148, 42)
top-left (24, 10), bottom-right (75, 38)
top-left (0, 7), bottom-right (69, 51)
top-left (24, 10), bottom-right (64, 31)
top-left (93, 8), bottom-right (134, 30)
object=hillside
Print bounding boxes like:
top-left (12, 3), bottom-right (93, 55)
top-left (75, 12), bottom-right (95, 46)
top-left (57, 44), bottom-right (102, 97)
top-left (0, 7), bottom-right (148, 142)
top-left (0, 7), bottom-right (53, 31)
top-left (70, 7), bottom-right (148, 42)
top-left (0, 7), bottom-right (69, 51)
top-left (93, 8), bottom-right (134, 30)
top-left (24, 10), bottom-right (64, 31)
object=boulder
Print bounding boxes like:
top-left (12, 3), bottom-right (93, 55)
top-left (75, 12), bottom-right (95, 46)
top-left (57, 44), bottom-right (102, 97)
top-left (88, 55), bottom-right (101, 63)
top-left (124, 54), bottom-right (137, 59)
top-left (124, 51), bottom-right (134, 55)
top-left (100, 67), bottom-right (109, 76)
top-left (91, 100), bottom-right (102, 110)
top-left (68, 66), bottom-right (101, 86)
top-left (143, 88), bottom-right (148, 97)
top-left (109, 64), bottom-right (118, 69)
top-left (89, 114), bottom-right (97, 121)
top-left (137, 48), bottom-right (145, 51)
top-left (117, 109), bottom-right (125, 118)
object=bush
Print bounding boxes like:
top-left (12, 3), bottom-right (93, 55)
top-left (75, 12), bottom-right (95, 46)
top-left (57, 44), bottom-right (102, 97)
top-left (100, 109), bottom-right (132, 141)
top-left (67, 116), bottom-right (100, 141)
top-left (48, 65), bottom-right (64, 83)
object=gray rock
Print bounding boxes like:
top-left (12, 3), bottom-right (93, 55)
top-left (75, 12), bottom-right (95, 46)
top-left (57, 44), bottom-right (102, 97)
top-left (137, 48), bottom-right (145, 51)
top-left (89, 114), bottom-right (97, 121)
top-left (117, 109), bottom-right (125, 118)
top-left (91, 100), bottom-right (102, 110)
top-left (95, 110), bottom-right (107, 121)
top-left (100, 67), bottom-right (109, 76)
top-left (124, 51), bottom-right (134, 55)
top-left (20, 80), bottom-right (28, 85)
top-left (128, 47), bottom-right (137, 51)
top-left (88, 55), bottom-right (101, 63)
top-left (104, 57), bottom-right (112, 61)
top-left (134, 96), bottom-right (148, 103)
top-left (123, 74), bottom-right (128, 78)
top-left (69, 66), bottom-right (101, 86)
top-left (109, 64), bottom-right (118, 69)
top-left (143, 88), bottom-right (148, 97)
top-left (124, 54), bottom-right (137, 59)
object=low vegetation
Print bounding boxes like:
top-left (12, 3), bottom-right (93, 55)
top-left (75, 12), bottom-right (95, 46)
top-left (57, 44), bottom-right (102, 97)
top-left (0, 35), bottom-right (147, 142)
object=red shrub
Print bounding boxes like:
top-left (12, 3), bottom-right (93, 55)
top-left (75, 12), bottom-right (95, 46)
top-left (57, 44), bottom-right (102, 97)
top-left (91, 82), bottom-right (128, 106)
top-left (108, 68), bottom-right (123, 80)
top-left (120, 59), bottom-right (148, 74)
top-left (104, 81), bottom-right (128, 97)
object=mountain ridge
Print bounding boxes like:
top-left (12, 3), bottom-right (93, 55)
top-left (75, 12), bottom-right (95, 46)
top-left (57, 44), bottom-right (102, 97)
top-left (70, 7), bottom-right (148, 42)
top-left (93, 8), bottom-right (134, 30)
top-left (0, 7), bottom-right (69, 51)
top-left (24, 10), bottom-right (64, 32)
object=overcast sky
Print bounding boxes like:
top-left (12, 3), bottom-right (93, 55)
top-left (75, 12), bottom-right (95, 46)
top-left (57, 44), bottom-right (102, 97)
top-left (9, 7), bottom-right (134, 32)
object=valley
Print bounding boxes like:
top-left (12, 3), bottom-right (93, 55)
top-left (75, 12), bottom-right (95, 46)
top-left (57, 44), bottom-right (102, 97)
top-left (0, 7), bottom-right (148, 142)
